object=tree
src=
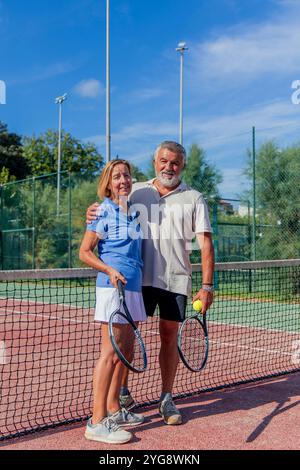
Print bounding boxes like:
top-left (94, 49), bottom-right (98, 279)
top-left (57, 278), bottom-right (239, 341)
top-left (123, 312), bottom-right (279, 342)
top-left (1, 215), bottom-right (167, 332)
top-left (22, 129), bottom-right (103, 179)
top-left (0, 167), bottom-right (10, 185)
top-left (0, 121), bottom-right (29, 182)
top-left (130, 163), bottom-right (147, 182)
top-left (146, 156), bottom-right (156, 180)
top-left (183, 144), bottom-right (222, 200)
top-left (244, 141), bottom-right (300, 260)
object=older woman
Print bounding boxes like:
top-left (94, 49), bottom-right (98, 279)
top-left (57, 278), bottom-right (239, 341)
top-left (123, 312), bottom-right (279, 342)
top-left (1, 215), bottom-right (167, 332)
top-left (79, 159), bottom-right (146, 444)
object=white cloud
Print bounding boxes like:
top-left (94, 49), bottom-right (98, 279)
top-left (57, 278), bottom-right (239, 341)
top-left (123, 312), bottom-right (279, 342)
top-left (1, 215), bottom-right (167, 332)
top-left (184, 99), bottom-right (300, 153)
top-left (219, 168), bottom-right (249, 198)
top-left (190, 8), bottom-right (300, 84)
top-left (84, 120), bottom-right (179, 166)
top-left (85, 97), bottom-right (300, 161)
top-left (83, 134), bottom-right (106, 148)
top-left (74, 79), bottom-right (104, 98)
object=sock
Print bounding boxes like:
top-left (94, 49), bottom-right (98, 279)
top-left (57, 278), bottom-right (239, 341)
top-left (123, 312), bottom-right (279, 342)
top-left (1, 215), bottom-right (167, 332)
top-left (89, 417), bottom-right (105, 427)
top-left (160, 392), bottom-right (172, 403)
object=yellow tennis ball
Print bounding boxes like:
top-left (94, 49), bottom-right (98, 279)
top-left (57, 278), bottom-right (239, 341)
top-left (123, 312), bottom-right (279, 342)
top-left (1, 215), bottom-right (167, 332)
top-left (193, 300), bottom-right (203, 312)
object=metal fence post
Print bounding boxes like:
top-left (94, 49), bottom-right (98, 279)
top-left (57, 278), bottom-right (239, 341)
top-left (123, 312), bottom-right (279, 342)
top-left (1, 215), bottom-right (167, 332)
top-left (68, 172), bottom-right (72, 268)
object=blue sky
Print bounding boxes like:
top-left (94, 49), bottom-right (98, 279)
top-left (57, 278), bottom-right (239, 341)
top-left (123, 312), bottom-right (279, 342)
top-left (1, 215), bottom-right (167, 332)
top-left (1, 0), bottom-right (300, 198)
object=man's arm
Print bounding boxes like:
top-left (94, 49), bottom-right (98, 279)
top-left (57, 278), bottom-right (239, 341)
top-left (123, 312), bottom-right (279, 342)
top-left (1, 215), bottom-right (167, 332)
top-left (193, 232), bottom-right (215, 314)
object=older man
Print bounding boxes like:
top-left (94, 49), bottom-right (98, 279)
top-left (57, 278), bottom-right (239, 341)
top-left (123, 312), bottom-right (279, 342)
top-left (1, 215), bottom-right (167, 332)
top-left (87, 141), bottom-right (214, 425)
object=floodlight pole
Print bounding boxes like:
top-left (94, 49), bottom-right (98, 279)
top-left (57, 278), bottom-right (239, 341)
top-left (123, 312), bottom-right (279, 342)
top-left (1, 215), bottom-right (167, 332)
top-left (106, 0), bottom-right (111, 163)
top-left (252, 126), bottom-right (257, 261)
top-left (55, 94), bottom-right (67, 217)
top-left (176, 42), bottom-right (188, 145)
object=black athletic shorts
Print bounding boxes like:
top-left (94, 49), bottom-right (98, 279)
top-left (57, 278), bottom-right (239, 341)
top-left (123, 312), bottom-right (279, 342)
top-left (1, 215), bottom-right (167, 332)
top-left (142, 286), bottom-right (187, 323)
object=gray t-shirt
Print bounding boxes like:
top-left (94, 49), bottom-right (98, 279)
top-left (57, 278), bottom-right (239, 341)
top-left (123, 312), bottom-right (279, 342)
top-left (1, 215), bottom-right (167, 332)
top-left (130, 179), bottom-right (212, 296)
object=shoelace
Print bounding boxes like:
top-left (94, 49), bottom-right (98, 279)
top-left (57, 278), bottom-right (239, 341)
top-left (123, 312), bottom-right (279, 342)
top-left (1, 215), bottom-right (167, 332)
top-left (104, 416), bottom-right (120, 432)
top-left (162, 399), bottom-right (178, 415)
top-left (121, 408), bottom-right (132, 421)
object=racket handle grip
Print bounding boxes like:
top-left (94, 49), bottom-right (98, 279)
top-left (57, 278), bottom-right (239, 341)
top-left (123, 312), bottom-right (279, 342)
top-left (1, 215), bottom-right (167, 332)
top-left (117, 279), bottom-right (125, 301)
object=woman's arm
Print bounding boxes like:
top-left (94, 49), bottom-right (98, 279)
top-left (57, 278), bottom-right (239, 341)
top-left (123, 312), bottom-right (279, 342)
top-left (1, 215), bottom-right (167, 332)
top-left (79, 231), bottom-right (126, 288)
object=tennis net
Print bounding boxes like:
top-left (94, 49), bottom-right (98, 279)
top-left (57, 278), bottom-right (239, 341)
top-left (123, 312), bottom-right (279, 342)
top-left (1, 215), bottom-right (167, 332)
top-left (0, 259), bottom-right (300, 440)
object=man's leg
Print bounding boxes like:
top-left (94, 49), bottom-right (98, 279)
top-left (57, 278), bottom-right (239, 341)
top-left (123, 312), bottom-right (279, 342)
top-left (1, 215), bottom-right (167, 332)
top-left (119, 287), bottom-right (159, 409)
top-left (157, 289), bottom-right (186, 425)
top-left (119, 368), bottom-right (134, 408)
top-left (158, 319), bottom-right (182, 425)
top-left (159, 319), bottom-right (180, 393)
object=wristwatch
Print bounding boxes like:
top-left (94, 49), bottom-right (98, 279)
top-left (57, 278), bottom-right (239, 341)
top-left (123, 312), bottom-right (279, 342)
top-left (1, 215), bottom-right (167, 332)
top-left (202, 284), bottom-right (214, 293)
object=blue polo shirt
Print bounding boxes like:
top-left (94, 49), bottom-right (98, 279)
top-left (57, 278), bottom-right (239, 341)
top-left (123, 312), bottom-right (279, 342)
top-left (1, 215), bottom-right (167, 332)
top-left (87, 198), bottom-right (143, 292)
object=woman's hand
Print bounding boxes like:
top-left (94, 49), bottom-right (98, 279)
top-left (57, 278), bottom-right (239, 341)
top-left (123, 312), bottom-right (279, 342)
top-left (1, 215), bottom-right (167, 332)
top-left (107, 267), bottom-right (127, 288)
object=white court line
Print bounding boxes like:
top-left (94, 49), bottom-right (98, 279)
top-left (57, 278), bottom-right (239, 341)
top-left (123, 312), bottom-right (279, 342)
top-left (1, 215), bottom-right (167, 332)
top-left (0, 296), bottom-right (84, 311)
top-left (1, 305), bottom-right (299, 358)
top-left (0, 308), bottom-right (94, 325)
top-left (0, 308), bottom-right (162, 335)
top-left (0, 341), bottom-right (6, 364)
top-left (208, 319), bottom-right (300, 336)
top-left (1, 297), bottom-right (299, 335)
top-left (1, 308), bottom-right (296, 357)
top-left (209, 338), bottom-right (295, 357)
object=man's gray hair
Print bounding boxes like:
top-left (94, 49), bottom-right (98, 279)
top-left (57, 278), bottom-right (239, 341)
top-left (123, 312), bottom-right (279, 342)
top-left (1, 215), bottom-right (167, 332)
top-left (154, 141), bottom-right (186, 162)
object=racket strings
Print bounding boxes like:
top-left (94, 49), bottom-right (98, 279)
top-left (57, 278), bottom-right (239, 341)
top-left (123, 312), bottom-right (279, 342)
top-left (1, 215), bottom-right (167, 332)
top-left (180, 317), bottom-right (207, 370)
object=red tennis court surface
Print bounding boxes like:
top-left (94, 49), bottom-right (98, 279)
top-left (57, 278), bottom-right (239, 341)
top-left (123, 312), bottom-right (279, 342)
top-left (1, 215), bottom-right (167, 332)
top-left (1, 372), bottom-right (300, 450)
top-left (1, 261), bottom-right (300, 445)
top-left (1, 296), bottom-right (300, 442)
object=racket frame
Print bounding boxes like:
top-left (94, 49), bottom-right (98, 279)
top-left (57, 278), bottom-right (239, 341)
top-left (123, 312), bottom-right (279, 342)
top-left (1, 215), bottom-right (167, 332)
top-left (108, 280), bottom-right (147, 373)
top-left (177, 313), bottom-right (209, 373)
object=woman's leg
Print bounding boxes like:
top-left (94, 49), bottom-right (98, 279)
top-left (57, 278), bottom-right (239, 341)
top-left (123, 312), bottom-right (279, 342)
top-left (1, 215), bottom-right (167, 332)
top-left (91, 323), bottom-right (119, 424)
top-left (106, 323), bottom-right (134, 412)
top-left (119, 321), bottom-right (140, 397)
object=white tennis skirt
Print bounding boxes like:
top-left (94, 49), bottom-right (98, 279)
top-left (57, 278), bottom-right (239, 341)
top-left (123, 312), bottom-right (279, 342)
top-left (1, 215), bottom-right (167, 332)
top-left (95, 287), bottom-right (147, 324)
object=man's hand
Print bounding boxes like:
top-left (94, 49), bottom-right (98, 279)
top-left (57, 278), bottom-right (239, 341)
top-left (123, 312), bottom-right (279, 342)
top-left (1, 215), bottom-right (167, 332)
top-left (192, 289), bottom-right (213, 314)
top-left (86, 202), bottom-right (100, 224)
top-left (195, 232), bottom-right (214, 314)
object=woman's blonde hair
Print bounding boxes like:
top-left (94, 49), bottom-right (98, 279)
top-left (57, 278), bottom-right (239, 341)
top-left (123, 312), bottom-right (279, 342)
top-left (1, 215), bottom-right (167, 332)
top-left (97, 159), bottom-right (132, 200)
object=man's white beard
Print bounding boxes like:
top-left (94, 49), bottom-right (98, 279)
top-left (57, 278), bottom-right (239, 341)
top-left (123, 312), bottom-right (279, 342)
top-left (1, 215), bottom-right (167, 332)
top-left (156, 171), bottom-right (181, 188)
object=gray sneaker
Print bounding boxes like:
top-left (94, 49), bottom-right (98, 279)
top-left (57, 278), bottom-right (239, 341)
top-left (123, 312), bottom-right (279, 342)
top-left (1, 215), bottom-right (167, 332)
top-left (84, 417), bottom-right (132, 444)
top-left (159, 397), bottom-right (182, 425)
top-left (110, 407), bottom-right (144, 427)
top-left (119, 392), bottom-right (135, 409)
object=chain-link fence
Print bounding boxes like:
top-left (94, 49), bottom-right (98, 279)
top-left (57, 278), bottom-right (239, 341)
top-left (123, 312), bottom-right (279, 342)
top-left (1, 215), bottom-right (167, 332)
top-left (250, 127), bottom-right (300, 261)
top-left (0, 172), bottom-right (98, 269)
top-left (201, 124), bottom-right (300, 263)
top-left (1, 125), bottom-right (300, 270)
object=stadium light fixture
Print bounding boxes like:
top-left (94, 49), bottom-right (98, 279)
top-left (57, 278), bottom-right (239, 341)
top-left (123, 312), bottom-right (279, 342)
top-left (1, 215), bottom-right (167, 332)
top-left (55, 93), bottom-right (68, 217)
top-left (176, 42), bottom-right (188, 145)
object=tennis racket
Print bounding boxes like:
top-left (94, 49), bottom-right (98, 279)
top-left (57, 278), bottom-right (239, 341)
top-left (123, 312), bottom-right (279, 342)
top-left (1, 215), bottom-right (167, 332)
top-left (108, 280), bottom-right (147, 373)
top-left (177, 312), bottom-right (209, 372)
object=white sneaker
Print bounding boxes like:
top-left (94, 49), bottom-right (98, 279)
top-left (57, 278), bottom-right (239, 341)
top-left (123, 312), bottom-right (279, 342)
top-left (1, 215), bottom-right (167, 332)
top-left (85, 417), bottom-right (132, 444)
top-left (109, 408), bottom-right (144, 427)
